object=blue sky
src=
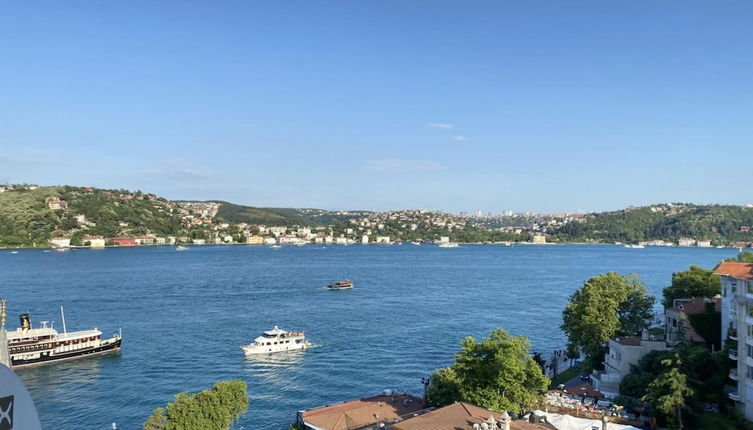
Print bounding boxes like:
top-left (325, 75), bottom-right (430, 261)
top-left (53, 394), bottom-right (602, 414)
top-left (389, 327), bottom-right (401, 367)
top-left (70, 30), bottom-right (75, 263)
top-left (1, 1), bottom-right (751, 213)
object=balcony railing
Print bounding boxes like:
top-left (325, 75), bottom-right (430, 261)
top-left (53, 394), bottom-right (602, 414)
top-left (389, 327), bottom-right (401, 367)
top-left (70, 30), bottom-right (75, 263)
top-left (730, 350), bottom-right (739, 360)
top-left (730, 369), bottom-right (739, 381)
top-left (730, 391), bottom-right (741, 402)
top-left (729, 328), bottom-right (738, 340)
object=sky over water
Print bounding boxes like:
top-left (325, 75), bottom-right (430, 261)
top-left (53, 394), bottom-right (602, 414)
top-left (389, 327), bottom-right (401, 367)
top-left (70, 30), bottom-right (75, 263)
top-left (1, 1), bottom-right (751, 212)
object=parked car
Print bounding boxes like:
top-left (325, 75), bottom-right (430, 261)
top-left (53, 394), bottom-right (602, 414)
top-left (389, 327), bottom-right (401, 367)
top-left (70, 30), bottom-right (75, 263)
top-left (580, 372), bottom-right (591, 381)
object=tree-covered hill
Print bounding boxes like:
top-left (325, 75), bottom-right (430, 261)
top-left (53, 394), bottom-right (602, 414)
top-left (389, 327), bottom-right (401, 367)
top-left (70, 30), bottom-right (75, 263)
top-left (550, 204), bottom-right (753, 244)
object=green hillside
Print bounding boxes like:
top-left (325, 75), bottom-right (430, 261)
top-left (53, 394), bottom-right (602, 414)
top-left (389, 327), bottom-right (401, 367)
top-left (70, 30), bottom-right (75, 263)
top-left (551, 204), bottom-right (753, 244)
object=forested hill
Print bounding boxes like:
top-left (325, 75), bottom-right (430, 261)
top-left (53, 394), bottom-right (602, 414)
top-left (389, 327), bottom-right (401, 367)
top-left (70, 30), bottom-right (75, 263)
top-left (213, 202), bottom-right (367, 226)
top-left (550, 204), bottom-right (753, 244)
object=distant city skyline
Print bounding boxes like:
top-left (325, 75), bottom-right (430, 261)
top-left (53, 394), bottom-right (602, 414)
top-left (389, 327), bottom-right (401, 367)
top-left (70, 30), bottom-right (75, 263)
top-left (1, 2), bottom-right (751, 213)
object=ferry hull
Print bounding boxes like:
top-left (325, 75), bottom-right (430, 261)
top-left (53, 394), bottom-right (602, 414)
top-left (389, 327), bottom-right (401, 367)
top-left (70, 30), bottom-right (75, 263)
top-left (242, 342), bottom-right (309, 356)
top-left (11, 338), bottom-right (122, 368)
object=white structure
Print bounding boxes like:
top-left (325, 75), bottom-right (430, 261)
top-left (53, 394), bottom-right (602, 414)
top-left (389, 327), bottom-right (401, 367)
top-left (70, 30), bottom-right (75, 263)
top-left (376, 236), bottom-right (390, 244)
top-left (49, 237), bottom-right (70, 248)
top-left (715, 261), bottom-right (753, 419)
top-left (241, 326), bottom-right (310, 355)
top-left (531, 234), bottom-right (546, 244)
top-left (361, 235), bottom-right (369, 244)
top-left (439, 236), bottom-right (450, 244)
top-left (678, 238), bottom-right (696, 247)
top-left (697, 240), bottom-right (712, 248)
top-left (591, 331), bottom-right (669, 398)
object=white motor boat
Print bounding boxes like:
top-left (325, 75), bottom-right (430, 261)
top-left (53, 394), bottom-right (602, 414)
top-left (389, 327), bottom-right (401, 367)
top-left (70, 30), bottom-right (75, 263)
top-left (241, 326), bottom-right (310, 355)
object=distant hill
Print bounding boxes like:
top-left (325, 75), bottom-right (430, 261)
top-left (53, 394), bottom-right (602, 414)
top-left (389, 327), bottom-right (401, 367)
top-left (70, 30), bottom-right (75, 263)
top-left (550, 204), bottom-right (753, 244)
top-left (212, 202), bottom-right (367, 226)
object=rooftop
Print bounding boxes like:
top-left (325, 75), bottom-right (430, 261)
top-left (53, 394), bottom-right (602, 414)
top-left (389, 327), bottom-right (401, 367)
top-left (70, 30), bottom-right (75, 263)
top-left (299, 394), bottom-right (425, 430)
top-left (392, 402), bottom-right (554, 430)
top-left (714, 262), bottom-right (753, 280)
top-left (668, 296), bottom-right (721, 315)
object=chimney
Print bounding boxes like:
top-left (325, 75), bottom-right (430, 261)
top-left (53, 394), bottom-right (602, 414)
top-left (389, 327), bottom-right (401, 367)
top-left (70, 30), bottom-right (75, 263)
top-left (501, 411), bottom-right (511, 430)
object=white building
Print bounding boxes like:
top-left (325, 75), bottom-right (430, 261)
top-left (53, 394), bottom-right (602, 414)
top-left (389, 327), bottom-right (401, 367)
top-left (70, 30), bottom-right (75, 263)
top-left (375, 236), bottom-right (390, 244)
top-left (49, 237), bottom-right (70, 248)
top-left (361, 235), bottom-right (369, 244)
top-left (715, 261), bottom-right (753, 419)
top-left (678, 238), bottom-right (696, 247)
top-left (439, 236), bottom-right (450, 244)
top-left (591, 331), bottom-right (669, 398)
top-left (532, 234), bottom-right (546, 244)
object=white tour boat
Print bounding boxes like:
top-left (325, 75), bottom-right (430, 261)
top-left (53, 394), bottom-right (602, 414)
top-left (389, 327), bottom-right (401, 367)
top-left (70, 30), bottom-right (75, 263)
top-left (241, 326), bottom-right (310, 355)
top-left (438, 242), bottom-right (459, 248)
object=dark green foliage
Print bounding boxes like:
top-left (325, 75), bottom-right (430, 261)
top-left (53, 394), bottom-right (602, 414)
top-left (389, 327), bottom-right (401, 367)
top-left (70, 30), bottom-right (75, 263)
top-left (724, 251), bottom-right (753, 263)
top-left (662, 265), bottom-right (721, 309)
top-left (427, 328), bottom-right (549, 414)
top-left (687, 308), bottom-right (721, 350)
top-left (550, 204), bottom-right (753, 244)
top-left (641, 356), bottom-right (693, 430)
top-left (144, 380), bottom-right (248, 430)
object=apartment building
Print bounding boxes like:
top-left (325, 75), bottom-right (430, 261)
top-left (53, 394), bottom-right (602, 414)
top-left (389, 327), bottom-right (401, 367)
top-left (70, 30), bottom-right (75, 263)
top-left (715, 261), bottom-right (753, 419)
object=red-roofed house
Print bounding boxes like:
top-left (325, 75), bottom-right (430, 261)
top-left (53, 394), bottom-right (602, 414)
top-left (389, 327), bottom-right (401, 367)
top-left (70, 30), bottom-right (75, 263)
top-left (392, 402), bottom-right (555, 430)
top-left (110, 237), bottom-right (136, 247)
top-left (665, 296), bottom-right (721, 346)
top-left (296, 394), bottom-right (426, 430)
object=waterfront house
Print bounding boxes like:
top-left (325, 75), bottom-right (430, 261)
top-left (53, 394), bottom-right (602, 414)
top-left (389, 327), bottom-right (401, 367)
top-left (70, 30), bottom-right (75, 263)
top-left (393, 402), bottom-right (554, 430)
top-left (110, 237), bottom-right (136, 247)
top-left (714, 261), bottom-right (753, 419)
top-left (49, 237), bottom-right (71, 248)
top-left (296, 394), bottom-right (425, 430)
top-left (590, 331), bottom-right (669, 398)
top-left (82, 236), bottom-right (106, 248)
top-left (665, 296), bottom-right (721, 346)
top-left (245, 235), bottom-right (264, 245)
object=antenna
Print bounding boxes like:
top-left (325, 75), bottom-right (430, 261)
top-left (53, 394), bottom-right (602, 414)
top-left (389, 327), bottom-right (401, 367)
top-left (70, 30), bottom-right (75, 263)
top-left (61, 306), bottom-right (67, 334)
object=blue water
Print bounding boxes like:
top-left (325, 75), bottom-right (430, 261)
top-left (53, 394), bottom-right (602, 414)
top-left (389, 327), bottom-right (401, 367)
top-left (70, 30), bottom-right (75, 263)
top-left (0, 244), bottom-right (735, 429)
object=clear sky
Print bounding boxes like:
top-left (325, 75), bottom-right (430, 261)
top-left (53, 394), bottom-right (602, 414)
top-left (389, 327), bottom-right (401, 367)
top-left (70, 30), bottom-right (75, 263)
top-left (1, 1), bottom-right (751, 213)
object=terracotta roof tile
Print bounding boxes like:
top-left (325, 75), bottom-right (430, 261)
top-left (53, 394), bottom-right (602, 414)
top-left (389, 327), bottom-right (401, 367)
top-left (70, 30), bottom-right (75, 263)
top-left (714, 262), bottom-right (753, 280)
top-left (301, 394), bottom-right (424, 430)
top-left (393, 402), bottom-right (554, 430)
top-left (668, 297), bottom-right (721, 315)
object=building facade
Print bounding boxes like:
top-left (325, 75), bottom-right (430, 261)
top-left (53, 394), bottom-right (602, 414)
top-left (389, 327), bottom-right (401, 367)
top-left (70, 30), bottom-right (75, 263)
top-left (591, 332), bottom-right (669, 398)
top-left (715, 262), bottom-right (753, 419)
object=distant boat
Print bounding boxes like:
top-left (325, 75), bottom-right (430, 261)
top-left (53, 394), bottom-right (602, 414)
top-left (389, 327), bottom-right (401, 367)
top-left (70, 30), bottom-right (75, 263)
top-left (624, 244), bottom-right (645, 249)
top-left (328, 280), bottom-right (353, 290)
top-left (271, 245), bottom-right (282, 249)
top-left (438, 243), bottom-right (459, 248)
top-left (176, 245), bottom-right (189, 251)
top-left (411, 242), bottom-right (421, 246)
top-left (10, 251), bottom-right (18, 254)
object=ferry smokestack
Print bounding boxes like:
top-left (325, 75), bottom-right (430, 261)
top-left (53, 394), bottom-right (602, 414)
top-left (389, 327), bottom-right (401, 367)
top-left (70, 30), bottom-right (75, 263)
top-left (20, 313), bottom-right (31, 330)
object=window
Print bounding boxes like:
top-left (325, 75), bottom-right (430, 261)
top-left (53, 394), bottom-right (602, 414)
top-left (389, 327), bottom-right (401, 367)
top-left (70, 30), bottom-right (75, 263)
top-left (747, 366), bottom-right (753, 380)
top-left (748, 325), bottom-right (753, 338)
top-left (748, 282), bottom-right (753, 295)
top-left (747, 344), bottom-right (753, 359)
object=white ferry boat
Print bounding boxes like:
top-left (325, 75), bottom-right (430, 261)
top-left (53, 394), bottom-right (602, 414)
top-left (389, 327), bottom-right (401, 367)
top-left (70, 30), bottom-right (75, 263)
top-left (241, 326), bottom-right (310, 355)
top-left (1, 303), bottom-right (122, 369)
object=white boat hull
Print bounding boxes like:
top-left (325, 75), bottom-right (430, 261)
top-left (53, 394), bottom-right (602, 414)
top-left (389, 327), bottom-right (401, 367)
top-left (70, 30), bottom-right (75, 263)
top-left (242, 341), bottom-right (310, 355)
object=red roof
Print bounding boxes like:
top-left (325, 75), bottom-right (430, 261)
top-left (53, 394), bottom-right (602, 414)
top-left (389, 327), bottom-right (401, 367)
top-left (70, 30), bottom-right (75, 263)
top-left (714, 262), bottom-right (753, 280)
top-left (668, 297), bottom-right (721, 314)
top-left (300, 394), bottom-right (424, 430)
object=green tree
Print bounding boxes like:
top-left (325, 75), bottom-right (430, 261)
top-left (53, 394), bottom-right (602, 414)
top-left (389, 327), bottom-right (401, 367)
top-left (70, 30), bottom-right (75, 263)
top-left (662, 265), bottom-right (720, 309)
top-left (144, 380), bottom-right (249, 430)
top-left (642, 356), bottom-right (693, 430)
top-left (427, 328), bottom-right (549, 414)
top-left (561, 272), bottom-right (655, 368)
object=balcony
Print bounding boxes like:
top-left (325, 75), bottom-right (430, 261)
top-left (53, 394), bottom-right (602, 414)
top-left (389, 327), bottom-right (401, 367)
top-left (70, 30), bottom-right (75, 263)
top-left (730, 369), bottom-right (739, 381)
top-left (730, 350), bottom-right (739, 360)
top-left (729, 328), bottom-right (738, 340)
top-left (730, 391), bottom-right (741, 402)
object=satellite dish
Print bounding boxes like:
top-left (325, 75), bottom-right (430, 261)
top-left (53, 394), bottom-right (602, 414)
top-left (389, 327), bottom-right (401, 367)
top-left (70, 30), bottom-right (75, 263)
top-left (0, 363), bottom-right (42, 430)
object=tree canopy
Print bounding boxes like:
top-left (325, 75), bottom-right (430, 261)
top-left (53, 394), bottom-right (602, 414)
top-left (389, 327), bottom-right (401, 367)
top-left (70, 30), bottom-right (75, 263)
top-left (144, 380), bottom-right (249, 430)
top-left (641, 356), bottom-right (693, 430)
top-left (662, 265), bottom-right (720, 309)
top-left (561, 272), bottom-right (655, 368)
top-left (427, 328), bottom-right (549, 414)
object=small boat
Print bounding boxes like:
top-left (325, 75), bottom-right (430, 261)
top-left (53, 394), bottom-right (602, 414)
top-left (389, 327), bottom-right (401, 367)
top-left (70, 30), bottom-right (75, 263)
top-left (10, 251), bottom-right (18, 254)
top-left (412, 242), bottom-right (421, 246)
top-left (176, 245), bottom-right (189, 251)
top-left (328, 280), bottom-right (353, 290)
top-left (624, 244), bottom-right (645, 249)
top-left (438, 242), bottom-right (459, 248)
top-left (241, 326), bottom-right (310, 355)
top-left (271, 245), bottom-right (282, 249)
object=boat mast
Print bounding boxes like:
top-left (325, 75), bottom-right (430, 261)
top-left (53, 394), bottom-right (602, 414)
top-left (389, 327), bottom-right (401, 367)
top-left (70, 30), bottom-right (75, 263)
top-left (0, 298), bottom-right (10, 368)
top-left (61, 306), bottom-right (67, 334)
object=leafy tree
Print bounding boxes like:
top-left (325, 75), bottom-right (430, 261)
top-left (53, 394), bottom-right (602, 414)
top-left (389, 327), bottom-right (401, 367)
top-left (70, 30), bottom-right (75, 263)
top-left (662, 265), bottom-right (720, 309)
top-left (427, 328), bottom-right (549, 414)
top-left (641, 356), bottom-right (693, 430)
top-left (725, 251), bottom-right (753, 263)
top-left (561, 273), bottom-right (655, 368)
top-left (143, 380), bottom-right (248, 430)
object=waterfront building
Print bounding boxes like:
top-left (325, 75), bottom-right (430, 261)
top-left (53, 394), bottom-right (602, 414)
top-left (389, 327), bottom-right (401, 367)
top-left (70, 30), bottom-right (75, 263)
top-left (393, 402), bottom-right (553, 430)
top-left (678, 238), bottom-right (696, 247)
top-left (296, 393), bottom-right (425, 430)
top-left (361, 235), bottom-right (369, 244)
top-left (715, 261), bottom-right (753, 419)
top-left (82, 236), bottom-right (106, 248)
top-left (49, 237), bottom-right (71, 248)
top-left (376, 236), bottom-right (390, 244)
top-left (245, 235), bottom-right (264, 245)
top-left (590, 331), bottom-right (669, 398)
top-left (532, 234), bottom-right (546, 244)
